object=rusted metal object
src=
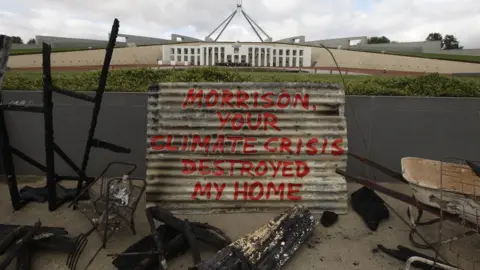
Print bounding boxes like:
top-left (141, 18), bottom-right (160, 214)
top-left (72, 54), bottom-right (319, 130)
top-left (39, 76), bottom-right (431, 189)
top-left (195, 205), bottom-right (317, 270)
top-left (146, 82), bottom-right (348, 214)
top-left (402, 157), bottom-right (480, 226)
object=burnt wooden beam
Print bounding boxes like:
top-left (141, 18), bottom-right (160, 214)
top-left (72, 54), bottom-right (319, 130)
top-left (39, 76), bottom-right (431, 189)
top-left (31, 235), bottom-right (78, 253)
top-left (0, 226), bottom-right (26, 255)
top-left (112, 225), bottom-right (189, 270)
top-left (195, 206), bottom-right (317, 270)
top-left (114, 208), bottom-right (232, 270)
top-left (184, 219), bottom-right (201, 265)
top-left (118, 234), bottom-right (192, 270)
top-left (0, 221), bottom-right (41, 270)
top-left (148, 206), bottom-right (231, 249)
top-left (0, 223), bottom-right (68, 235)
top-left (146, 207), bottom-right (166, 270)
top-left (15, 244), bottom-right (32, 270)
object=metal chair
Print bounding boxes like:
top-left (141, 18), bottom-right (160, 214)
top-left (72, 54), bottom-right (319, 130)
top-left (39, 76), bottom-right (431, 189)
top-left (78, 162), bottom-right (146, 248)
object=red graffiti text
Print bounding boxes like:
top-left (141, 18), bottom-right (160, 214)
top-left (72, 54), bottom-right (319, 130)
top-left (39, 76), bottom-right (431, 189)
top-left (163, 88), bottom-right (347, 201)
top-left (149, 135), bottom-right (344, 156)
top-left (191, 181), bottom-right (302, 201)
top-left (181, 159), bottom-right (310, 178)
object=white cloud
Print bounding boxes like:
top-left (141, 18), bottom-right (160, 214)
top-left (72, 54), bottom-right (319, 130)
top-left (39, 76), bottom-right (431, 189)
top-left (0, 0), bottom-right (479, 48)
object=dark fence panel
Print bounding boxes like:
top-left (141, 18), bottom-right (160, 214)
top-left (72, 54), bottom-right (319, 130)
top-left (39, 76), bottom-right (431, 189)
top-left (2, 91), bottom-right (480, 181)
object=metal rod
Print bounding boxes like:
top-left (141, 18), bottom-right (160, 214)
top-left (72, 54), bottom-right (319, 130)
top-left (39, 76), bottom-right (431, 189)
top-left (383, 202), bottom-right (450, 266)
top-left (241, 10), bottom-right (263, 42)
top-left (206, 10), bottom-right (237, 39)
top-left (69, 161), bottom-right (137, 207)
top-left (42, 42), bottom-right (57, 212)
top-left (348, 152), bottom-right (407, 183)
top-left (242, 10), bottom-right (271, 40)
top-left (215, 10), bottom-right (238, 42)
top-left (0, 35), bottom-right (22, 211)
top-left (75, 18), bottom-right (120, 203)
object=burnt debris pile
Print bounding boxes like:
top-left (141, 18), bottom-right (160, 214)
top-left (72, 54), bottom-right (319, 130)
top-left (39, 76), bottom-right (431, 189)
top-left (112, 205), bottom-right (317, 270)
top-left (0, 221), bottom-right (87, 270)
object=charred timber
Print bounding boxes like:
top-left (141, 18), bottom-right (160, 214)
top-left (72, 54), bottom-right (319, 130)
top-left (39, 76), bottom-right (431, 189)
top-left (112, 211), bottom-right (232, 270)
top-left (183, 219), bottom-right (201, 264)
top-left (145, 207), bottom-right (166, 270)
top-left (112, 225), bottom-right (189, 270)
top-left (15, 244), bottom-right (32, 270)
top-left (195, 205), bottom-right (317, 270)
top-left (0, 226), bottom-right (26, 255)
top-left (148, 206), bottom-right (231, 249)
top-left (0, 221), bottom-right (41, 270)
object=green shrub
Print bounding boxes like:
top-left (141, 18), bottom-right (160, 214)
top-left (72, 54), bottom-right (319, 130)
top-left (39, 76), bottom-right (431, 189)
top-left (3, 67), bottom-right (480, 97)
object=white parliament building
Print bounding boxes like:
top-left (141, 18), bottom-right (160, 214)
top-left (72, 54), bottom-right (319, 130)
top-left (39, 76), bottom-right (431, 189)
top-left (161, 42), bottom-right (313, 68)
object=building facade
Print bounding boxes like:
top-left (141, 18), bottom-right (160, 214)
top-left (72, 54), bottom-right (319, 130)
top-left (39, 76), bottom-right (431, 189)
top-left (161, 42), bottom-right (313, 67)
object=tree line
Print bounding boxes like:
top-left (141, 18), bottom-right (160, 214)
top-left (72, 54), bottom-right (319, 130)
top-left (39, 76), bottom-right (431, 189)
top-left (9, 36), bottom-right (36, 45)
top-left (367, 33), bottom-right (463, 50)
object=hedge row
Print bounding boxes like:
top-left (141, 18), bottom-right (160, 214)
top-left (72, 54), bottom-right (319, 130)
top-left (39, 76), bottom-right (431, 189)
top-left (3, 67), bottom-right (480, 97)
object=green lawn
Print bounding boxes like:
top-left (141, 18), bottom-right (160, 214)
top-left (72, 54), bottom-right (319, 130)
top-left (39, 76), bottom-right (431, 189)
top-left (348, 49), bottom-right (480, 64)
top-left (389, 51), bottom-right (480, 63)
top-left (4, 69), bottom-right (371, 83)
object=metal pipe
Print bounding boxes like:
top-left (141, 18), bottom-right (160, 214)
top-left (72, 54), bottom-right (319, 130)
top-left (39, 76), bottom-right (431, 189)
top-left (404, 256), bottom-right (460, 270)
top-left (242, 10), bottom-right (271, 40)
top-left (207, 10), bottom-right (237, 40)
top-left (241, 10), bottom-right (263, 42)
top-left (347, 152), bottom-right (407, 183)
top-left (215, 10), bottom-right (238, 41)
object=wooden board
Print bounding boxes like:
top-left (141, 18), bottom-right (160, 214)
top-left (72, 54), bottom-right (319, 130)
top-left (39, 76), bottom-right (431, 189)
top-left (402, 157), bottom-right (480, 196)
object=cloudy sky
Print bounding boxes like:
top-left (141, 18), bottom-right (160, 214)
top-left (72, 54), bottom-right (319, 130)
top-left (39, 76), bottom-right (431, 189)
top-left (1, 0), bottom-right (480, 48)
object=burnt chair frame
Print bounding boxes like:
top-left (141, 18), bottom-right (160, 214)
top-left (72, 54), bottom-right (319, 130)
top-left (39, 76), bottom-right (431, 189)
top-left (0, 18), bottom-right (132, 212)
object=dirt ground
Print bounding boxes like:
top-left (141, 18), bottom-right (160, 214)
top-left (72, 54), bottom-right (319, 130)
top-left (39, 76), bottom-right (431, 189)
top-left (0, 179), bottom-right (478, 270)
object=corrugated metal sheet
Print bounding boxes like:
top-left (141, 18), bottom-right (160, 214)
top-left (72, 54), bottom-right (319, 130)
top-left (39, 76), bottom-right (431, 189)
top-left (146, 82), bottom-right (348, 214)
